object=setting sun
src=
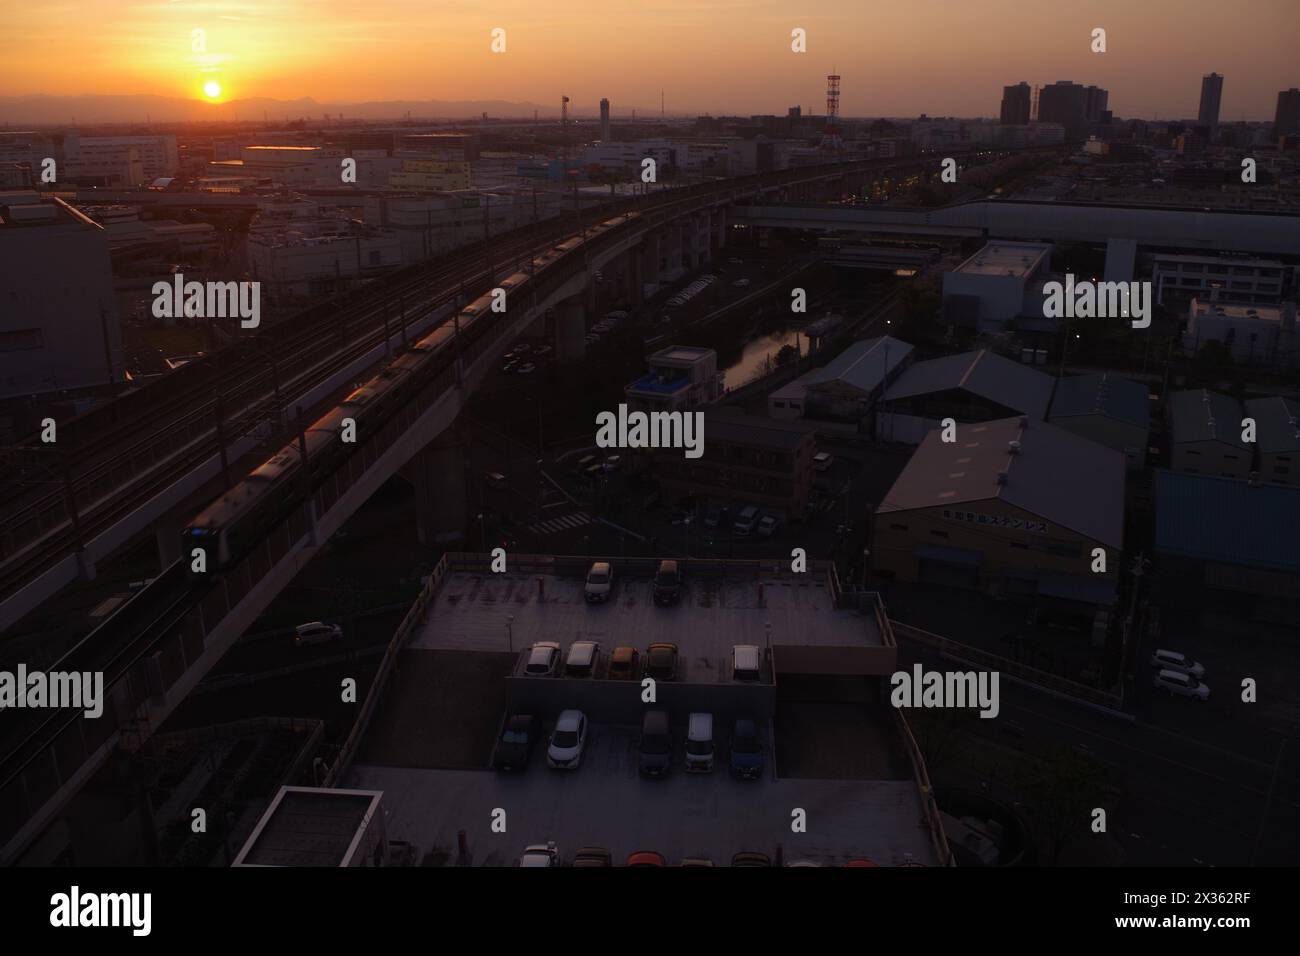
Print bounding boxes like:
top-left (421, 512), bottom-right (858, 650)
top-left (203, 80), bottom-right (222, 100)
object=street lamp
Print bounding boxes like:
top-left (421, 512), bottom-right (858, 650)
top-left (506, 614), bottom-right (514, 652)
top-left (477, 512), bottom-right (486, 552)
top-left (861, 548), bottom-right (871, 591)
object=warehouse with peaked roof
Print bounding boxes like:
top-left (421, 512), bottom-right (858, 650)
top-left (1048, 373), bottom-right (1151, 471)
top-left (875, 349), bottom-right (1056, 445)
top-left (1154, 469), bottom-right (1300, 616)
top-left (1242, 395), bottom-right (1300, 488)
top-left (768, 335), bottom-right (912, 428)
top-left (1168, 389), bottom-right (1251, 479)
top-left (872, 416), bottom-right (1124, 614)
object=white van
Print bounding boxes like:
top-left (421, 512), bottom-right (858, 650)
top-left (1153, 669), bottom-right (1210, 700)
top-left (684, 712), bottom-right (714, 773)
top-left (733, 506), bottom-right (760, 536)
top-left (732, 644), bottom-right (762, 681)
top-left (1149, 649), bottom-right (1205, 678)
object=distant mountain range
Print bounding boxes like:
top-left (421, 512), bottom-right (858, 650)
top-left (0, 94), bottom-right (668, 126)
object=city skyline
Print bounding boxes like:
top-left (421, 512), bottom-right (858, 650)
top-left (4, 1), bottom-right (1296, 122)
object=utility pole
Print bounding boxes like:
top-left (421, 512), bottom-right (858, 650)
top-left (1251, 737), bottom-right (1286, 866)
top-left (214, 391), bottom-right (231, 490)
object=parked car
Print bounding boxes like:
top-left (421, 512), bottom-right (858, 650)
top-left (516, 362), bottom-right (537, 375)
top-left (733, 505), bottom-right (760, 536)
top-left (638, 709), bottom-right (673, 777)
top-left (653, 560), bottom-right (682, 606)
top-left (627, 851), bottom-right (667, 867)
top-left (756, 514), bottom-right (778, 537)
top-left (585, 561), bottom-right (614, 603)
top-left (1148, 649), bottom-right (1205, 678)
top-left (293, 622), bottom-right (343, 647)
top-left (571, 847), bottom-right (612, 868)
top-left (1153, 669), bottom-right (1210, 700)
top-left (565, 640), bottom-right (601, 678)
top-left (484, 471), bottom-right (509, 490)
top-left (731, 851), bottom-right (771, 867)
top-left (533, 345), bottom-right (553, 358)
top-left (702, 508), bottom-right (721, 529)
top-left (607, 645), bottom-right (640, 680)
top-left (523, 641), bottom-right (561, 677)
top-left (684, 712), bottom-right (714, 773)
top-left (519, 842), bottom-right (560, 867)
top-left (732, 644), bottom-right (762, 682)
top-left (729, 718), bottom-right (764, 779)
top-left (732, 278), bottom-right (752, 288)
top-left (601, 454), bottom-right (622, 473)
top-left (644, 643), bottom-right (679, 681)
top-left (547, 710), bottom-right (589, 769)
top-left (492, 714), bottom-right (540, 771)
top-left (680, 857), bottom-right (715, 867)
top-left (813, 451), bottom-right (835, 472)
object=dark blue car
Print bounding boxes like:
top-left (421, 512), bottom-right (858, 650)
top-left (729, 718), bottom-right (764, 780)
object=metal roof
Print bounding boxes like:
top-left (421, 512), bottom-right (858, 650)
top-left (877, 416), bottom-right (1125, 548)
top-left (882, 349), bottom-right (1055, 419)
top-left (1168, 389), bottom-right (1248, 448)
top-left (801, 335), bottom-right (913, 395)
top-left (1155, 469), bottom-right (1300, 573)
top-left (1049, 373), bottom-right (1151, 430)
top-left (1242, 396), bottom-right (1300, 455)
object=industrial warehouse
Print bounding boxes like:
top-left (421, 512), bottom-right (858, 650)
top-left (872, 416), bottom-right (1125, 617)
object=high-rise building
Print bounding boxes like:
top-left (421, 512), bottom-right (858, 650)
top-left (1198, 73), bottom-right (1224, 127)
top-left (1038, 81), bottom-right (1089, 141)
top-left (1275, 88), bottom-right (1300, 139)
top-left (1000, 83), bottom-right (1031, 125)
top-left (599, 98), bottom-right (611, 142)
top-left (1084, 85), bottom-right (1109, 124)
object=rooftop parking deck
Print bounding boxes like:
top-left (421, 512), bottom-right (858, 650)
top-left (331, 555), bottom-right (947, 865)
top-left (348, 721), bottom-right (938, 866)
top-left (408, 561), bottom-right (885, 674)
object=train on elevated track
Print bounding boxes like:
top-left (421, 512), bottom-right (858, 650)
top-left (182, 212), bottom-right (639, 573)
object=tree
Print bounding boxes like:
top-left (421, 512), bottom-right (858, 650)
top-left (1013, 743), bottom-right (1109, 864)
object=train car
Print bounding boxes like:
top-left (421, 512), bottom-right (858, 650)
top-left (182, 444), bottom-right (302, 573)
top-left (496, 271), bottom-right (531, 294)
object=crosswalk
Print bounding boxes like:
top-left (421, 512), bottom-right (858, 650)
top-left (526, 510), bottom-right (593, 536)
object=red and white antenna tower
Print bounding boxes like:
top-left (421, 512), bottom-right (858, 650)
top-left (820, 73), bottom-right (843, 151)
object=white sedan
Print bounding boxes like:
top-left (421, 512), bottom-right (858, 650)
top-left (547, 710), bottom-right (589, 769)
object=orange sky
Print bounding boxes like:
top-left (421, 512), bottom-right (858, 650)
top-left (6, 1), bottom-right (1296, 119)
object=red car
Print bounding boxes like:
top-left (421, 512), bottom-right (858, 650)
top-left (626, 851), bottom-right (667, 867)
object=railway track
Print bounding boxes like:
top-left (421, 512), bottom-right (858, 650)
top-left (0, 211), bottom-right (609, 601)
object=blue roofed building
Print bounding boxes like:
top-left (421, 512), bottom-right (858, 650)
top-left (624, 345), bottom-right (722, 414)
top-left (1048, 373), bottom-right (1151, 470)
top-left (1154, 469), bottom-right (1300, 618)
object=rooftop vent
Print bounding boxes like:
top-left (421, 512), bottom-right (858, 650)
top-left (1008, 440), bottom-right (1022, 455)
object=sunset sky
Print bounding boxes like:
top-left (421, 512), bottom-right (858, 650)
top-left (5, 0), bottom-right (1296, 119)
